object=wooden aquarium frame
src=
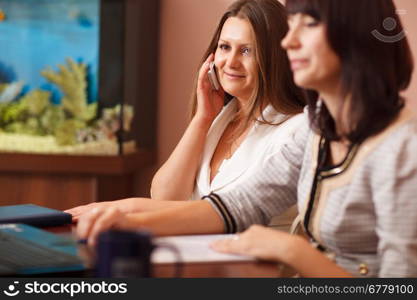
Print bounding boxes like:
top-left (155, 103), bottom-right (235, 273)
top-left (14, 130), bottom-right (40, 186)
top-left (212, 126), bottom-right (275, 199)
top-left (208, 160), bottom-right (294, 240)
top-left (0, 0), bottom-right (160, 209)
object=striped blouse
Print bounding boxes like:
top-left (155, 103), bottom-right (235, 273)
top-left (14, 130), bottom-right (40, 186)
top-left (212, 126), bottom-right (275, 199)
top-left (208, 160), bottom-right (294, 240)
top-left (204, 108), bottom-right (417, 277)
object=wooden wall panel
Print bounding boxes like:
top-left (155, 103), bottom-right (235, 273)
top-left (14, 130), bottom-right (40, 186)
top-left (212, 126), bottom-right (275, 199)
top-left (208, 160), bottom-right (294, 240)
top-left (0, 174), bottom-right (97, 210)
top-left (0, 151), bottom-right (153, 210)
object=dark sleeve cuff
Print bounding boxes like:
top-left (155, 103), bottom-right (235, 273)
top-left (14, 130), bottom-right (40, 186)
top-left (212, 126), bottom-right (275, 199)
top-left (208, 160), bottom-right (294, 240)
top-left (202, 193), bottom-right (237, 233)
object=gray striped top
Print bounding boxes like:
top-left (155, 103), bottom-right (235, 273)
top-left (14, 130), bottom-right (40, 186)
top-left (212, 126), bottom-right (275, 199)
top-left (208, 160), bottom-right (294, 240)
top-left (205, 109), bottom-right (417, 277)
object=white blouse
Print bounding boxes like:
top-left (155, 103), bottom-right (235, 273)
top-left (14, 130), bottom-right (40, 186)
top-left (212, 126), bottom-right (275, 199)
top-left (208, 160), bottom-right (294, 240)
top-left (191, 98), bottom-right (303, 200)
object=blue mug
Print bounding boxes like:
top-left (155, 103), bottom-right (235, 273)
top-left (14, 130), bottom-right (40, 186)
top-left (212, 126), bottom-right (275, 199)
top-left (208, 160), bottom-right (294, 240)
top-left (96, 230), bottom-right (154, 278)
top-left (95, 229), bottom-right (182, 278)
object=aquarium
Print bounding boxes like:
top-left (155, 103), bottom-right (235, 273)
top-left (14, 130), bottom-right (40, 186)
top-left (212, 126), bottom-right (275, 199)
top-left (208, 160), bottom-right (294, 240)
top-left (0, 0), bottom-right (158, 155)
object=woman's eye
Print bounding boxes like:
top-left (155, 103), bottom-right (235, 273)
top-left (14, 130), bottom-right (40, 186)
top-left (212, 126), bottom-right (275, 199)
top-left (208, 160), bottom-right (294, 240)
top-left (304, 16), bottom-right (320, 27)
top-left (305, 20), bottom-right (319, 27)
top-left (242, 47), bottom-right (251, 55)
top-left (219, 44), bottom-right (230, 51)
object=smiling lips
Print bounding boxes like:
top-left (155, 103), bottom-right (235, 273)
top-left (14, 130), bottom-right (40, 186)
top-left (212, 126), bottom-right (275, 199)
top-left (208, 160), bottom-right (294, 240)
top-left (224, 71), bottom-right (246, 79)
top-left (290, 59), bottom-right (309, 71)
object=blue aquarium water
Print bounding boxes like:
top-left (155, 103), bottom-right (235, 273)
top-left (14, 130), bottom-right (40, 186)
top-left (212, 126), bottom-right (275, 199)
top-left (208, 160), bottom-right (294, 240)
top-left (0, 0), bottom-right (100, 103)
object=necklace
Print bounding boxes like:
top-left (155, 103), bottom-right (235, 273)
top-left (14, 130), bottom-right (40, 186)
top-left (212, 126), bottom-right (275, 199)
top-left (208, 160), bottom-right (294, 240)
top-left (224, 120), bottom-right (252, 160)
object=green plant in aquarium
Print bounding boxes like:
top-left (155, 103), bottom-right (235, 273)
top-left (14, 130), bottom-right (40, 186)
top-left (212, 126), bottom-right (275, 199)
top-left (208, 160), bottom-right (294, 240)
top-left (1, 100), bottom-right (28, 124)
top-left (40, 105), bottom-right (65, 135)
top-left (41, 58), bottom-right (97, 122)
top-left (20, 89), bottom-right (50, 115)
top-left (0, 58), bottom-right (135, 151)
top-left (4, 119), bottom-right (42, 136)
top-left (0, 89), bottom-right (51, 135)
top-left (55, 119), bottom-right (86, 146)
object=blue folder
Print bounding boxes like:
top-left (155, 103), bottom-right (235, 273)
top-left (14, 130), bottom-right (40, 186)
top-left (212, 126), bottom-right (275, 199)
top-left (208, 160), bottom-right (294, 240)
top-left (0, 204), bottom-right (72, 227)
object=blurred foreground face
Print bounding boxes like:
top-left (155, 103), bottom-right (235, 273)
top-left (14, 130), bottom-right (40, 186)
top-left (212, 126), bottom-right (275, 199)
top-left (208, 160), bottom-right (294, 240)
top-left (282, 13), bottom-right (341, 93)
top-left (214, 17), bottom-right (258, 102)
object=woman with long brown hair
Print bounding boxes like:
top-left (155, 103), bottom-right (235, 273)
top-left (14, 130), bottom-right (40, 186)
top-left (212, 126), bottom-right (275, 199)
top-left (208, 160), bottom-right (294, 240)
top-left (69, 0), bottom-right (304, 229)
top-left (150, 0), bottom-right (304, 202)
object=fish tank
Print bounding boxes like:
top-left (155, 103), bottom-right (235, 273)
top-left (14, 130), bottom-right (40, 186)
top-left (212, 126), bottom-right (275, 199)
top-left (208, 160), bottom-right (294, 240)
top-left (0, 0), bottom-right (158, 155)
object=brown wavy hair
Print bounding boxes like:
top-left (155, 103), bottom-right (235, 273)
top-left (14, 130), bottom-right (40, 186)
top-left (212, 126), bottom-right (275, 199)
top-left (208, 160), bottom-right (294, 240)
top-left (189, 0), bottom-right (305, 133)
top-left (286, 0), bottom-right (414, 143)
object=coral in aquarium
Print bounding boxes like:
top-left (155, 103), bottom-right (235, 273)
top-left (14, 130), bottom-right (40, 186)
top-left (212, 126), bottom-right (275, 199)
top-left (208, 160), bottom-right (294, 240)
top-left (0, 58), bottom-right (135, 154)
top-left (55, 119), bottom-right (86, 146)
top-left (21, 89), bottom-right (50, 115)
top-left (1, 89), bottom-right (51, 135)
top-left (39, 105), bottom-right (65, 135)
top-left (76, 105), bottom-right (134, 143)
top-left (41, 58), bottom-right (97, 122)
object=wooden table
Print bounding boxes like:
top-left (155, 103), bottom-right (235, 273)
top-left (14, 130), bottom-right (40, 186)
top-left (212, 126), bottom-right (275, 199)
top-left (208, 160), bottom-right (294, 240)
top-left (48, 225), bottom-right (281, 278)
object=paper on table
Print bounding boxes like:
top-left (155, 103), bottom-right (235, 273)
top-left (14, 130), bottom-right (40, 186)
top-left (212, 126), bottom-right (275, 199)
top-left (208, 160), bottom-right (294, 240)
top-left (151, 234), bottom-right (255, 264)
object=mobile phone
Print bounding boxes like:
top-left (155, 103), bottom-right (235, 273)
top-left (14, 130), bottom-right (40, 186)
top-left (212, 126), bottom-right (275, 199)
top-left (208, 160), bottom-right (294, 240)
top-left (208, 62), bottom-right (220, 91)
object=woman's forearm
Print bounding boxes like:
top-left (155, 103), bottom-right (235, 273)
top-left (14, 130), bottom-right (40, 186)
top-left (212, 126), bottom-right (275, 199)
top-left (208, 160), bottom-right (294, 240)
top-left (284, 236), bottom-right (352, 277)
top-left (121, 200), bottom-right (224, 236)
top-left (211, 226), bottom-right (352, 278)
top-left (150, 117), bottom-right (212, 200)
top-left (118, 197), bottom-right (191, 213)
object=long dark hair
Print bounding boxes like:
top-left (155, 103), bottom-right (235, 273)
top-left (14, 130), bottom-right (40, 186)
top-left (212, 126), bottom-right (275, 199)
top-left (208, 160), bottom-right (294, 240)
top-left (286, 0), bottom-right (414, 143)
top-left (190, 0), bottom-right (305, 130)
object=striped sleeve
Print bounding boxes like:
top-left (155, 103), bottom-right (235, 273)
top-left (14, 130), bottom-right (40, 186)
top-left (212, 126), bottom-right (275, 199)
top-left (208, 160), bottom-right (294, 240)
top-left (203, 193), bottom-right (237, 233)
top-left (203, 115), bottom-right (310, 232)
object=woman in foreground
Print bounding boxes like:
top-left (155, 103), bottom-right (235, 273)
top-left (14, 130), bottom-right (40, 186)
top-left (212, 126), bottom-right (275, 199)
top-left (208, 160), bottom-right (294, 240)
top-left (212, 0), bottom-right (417, 277)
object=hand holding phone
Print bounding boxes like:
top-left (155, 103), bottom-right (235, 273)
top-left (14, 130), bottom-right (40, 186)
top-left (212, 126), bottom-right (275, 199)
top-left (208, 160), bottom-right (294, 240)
top-left (208, 62), bottom-right (220, 91)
